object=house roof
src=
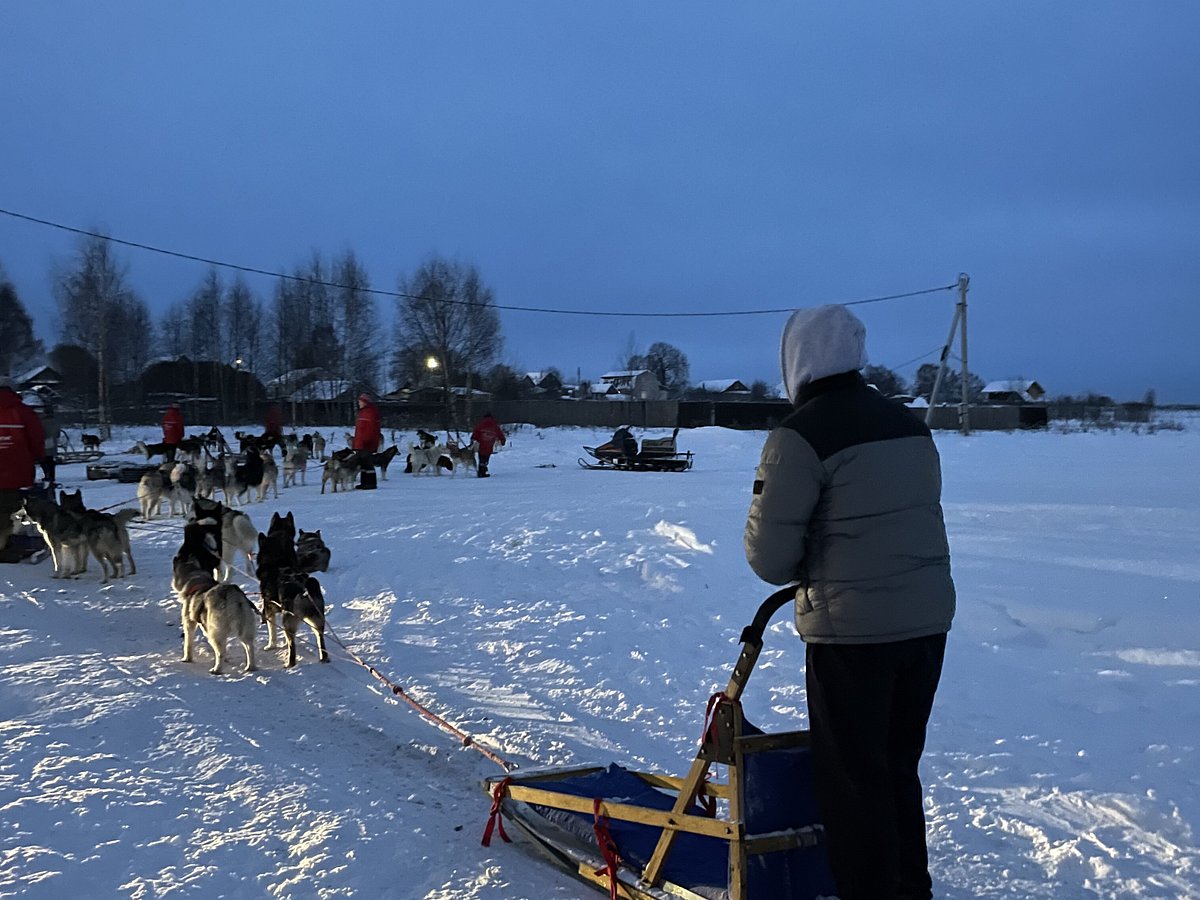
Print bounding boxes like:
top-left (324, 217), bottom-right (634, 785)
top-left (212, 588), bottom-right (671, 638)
top-left (697, 379), bottom-right (749, 393)
top-left (983, 379), bottom-right (1042, 394)
top-left (13, 364), bottom-right (61, 385)
top-left (600, 370), bottom-right (652, 380)
top-left (287, 378), bottom-right (351, 402)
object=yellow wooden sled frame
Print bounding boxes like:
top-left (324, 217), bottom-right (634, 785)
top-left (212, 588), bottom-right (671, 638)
top-left (485, 587), bottom-right (822, 900)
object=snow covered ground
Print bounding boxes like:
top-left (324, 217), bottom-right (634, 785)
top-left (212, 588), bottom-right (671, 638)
top-left (1, 420), bottom-right (1198, 899)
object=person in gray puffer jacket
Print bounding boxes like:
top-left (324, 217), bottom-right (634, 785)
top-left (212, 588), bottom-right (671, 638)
top-left (745, 304), bottom-right (954, 900)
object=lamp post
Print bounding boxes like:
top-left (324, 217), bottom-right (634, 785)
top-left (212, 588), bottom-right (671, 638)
top-left (427, 355), bottom-right (450, 433)
top-left (234, 357), bottom-right (243, 423)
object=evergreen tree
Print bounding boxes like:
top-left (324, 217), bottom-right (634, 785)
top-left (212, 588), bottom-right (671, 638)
top-left (0, 272), bottom-right (44, 376)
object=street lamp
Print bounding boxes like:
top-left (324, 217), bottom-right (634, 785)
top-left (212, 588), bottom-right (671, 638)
top-left (232, 358), bottom-right (243, 421)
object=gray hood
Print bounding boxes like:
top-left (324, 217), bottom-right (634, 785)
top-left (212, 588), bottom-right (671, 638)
top-left (780, 304), bottom-right (867, 403)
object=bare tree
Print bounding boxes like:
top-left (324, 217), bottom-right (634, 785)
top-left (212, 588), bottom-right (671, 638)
top-left (159, 301), bottom-right (189, 358)
top-left (639, 341), bottom-right (691, 397)
top-left (332, 250), bottom-right (379, 392)
top-left (187, 268), bottom-right (223, 361)
top-left (108, 295), bottom-right (152, 385)
top-left (392, 255), bottom-right (502, 430)
top-left (54, 234), bottom-right (136, 432)
top-left (223, 276), bottom-right (263, 373)
top-left (614, 331), bottom-right (642, 371)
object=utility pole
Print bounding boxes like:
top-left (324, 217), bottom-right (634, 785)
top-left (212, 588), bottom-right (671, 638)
top-left (957, 273), bottom-right (970, 435)
top-left (925, 273), bottom-right (971, 434)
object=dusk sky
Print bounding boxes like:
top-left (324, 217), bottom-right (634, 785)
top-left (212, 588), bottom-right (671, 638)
top-left (2, 3), bottom-right (1197, 402)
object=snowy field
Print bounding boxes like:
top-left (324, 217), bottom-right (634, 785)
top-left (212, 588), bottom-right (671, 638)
top-left (1, 419), bottom-right (1198, 899)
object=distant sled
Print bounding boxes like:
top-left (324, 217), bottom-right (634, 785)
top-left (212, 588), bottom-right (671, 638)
top-left (482, 587), bottom-right (836, 900)
top-left (579, 427), bottom-right (694, 472)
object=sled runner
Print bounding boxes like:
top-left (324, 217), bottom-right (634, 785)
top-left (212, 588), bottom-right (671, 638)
top-left (482, 587), bottom-right (835, 900)
top-left (580, 427), bottom-right (694, 472)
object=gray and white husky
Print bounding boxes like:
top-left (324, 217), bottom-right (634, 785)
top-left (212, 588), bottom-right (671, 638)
top-left (16, 493), bottom-right (136, 582)
top-left (172, 520), bottom-right (259, 675)
top-left (58, 489), bottom-right (138, 578)
top-left (282, 445), bottom-right (310, 488)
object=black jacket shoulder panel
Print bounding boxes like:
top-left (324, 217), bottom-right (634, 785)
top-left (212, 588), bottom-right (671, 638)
top-left (780, 372), bottom-right (931, 461)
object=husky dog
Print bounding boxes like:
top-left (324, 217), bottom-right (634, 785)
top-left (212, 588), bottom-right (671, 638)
top-left (195, 456), bottom-right (222, 500)
top-left (81, 433), bottom-right (102, 451)
top-left (310, 432), bottom-right (326, 461)
top-left (166, 462), bottom-right (197, 518)
top-left (409, 442), bottom-right (450, 475)
top-left (282, 445), bottom-right (310, 488)
top-left (446, 440), bottom-right (479, 476)
top-left (296, 528), bottom-right (331, 573)
top-left (320, 450), bottom-right (360, 494)
top-left (202, 426), bottom-right (230, 457)
top-left (59, 489), bottom-right (137, 577)
top-left (15, 494), bottom-right (88, 578)
top-left (362, 445), bottom-right (400, 481)
top-left (416, 429), bottom-right (439, 449)
top-left (172, 520), bottom-right (259, 675)
top-left (192, 496), bottom-right (257, 581)
top-left (137, 468), bottom-right (168, 520)
top-left (257, 450), bottom-right (279, 501)
top-left (134, 439), bottom-right (172, 461)
top-left (256, 513), bottom-right (329, 667)
top-left (222, 449), bottom-right (263, 506)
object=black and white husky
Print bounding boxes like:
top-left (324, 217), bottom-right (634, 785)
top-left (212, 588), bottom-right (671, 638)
top-left (191, 496), bottom-right (257, 581)
top-left (172, 519), bottom-right (259, 676)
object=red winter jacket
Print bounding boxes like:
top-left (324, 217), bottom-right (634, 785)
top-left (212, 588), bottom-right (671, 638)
top-left (353, 401), bottom-right (382, 453)
top-left (471, 416), bottom-right (507, 455)
top-left (0, 388), bottom-right (46, 490)
top-left (161, 407), bottom-right (184, 444)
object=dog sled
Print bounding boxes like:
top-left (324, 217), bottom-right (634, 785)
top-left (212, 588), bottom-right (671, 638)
top-left (579, 427), bottom-right (693, 472)
top-left (54, 433), bottom-right (104, 465)
top-left (482, 587), bottom-right (836, 900)
top-left (58, 450), bottom-right (105, 465)
top-left (86, 462), bottom-right (161, 483)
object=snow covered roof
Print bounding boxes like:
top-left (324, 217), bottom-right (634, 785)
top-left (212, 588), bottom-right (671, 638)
top-left (696, 379), bottom-right (749, 393)
top-left (982, 379), bottom-right (1045, 403)
top-left (600, 370), bottom-right (652, 380)
top-left (266, 367), bottom-right (334, 390)
top-left (983, 379), bottom-right (1041, 394)
top-left (287, 378), bottom-right (351, 402)
top-left (13, 363), bottom-right (60, 385)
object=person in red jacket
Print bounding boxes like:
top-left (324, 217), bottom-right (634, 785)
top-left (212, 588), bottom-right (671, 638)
top-left (264, 404), bottom-right (284, 443)
top-left (0, 376), bottom-right (46, 553)
top-left (161, 403), bottom-right (184, 462)
top-left (352, 393), bottom-right (382, 454)
top-left (470, 412), bottom-right (506, 478)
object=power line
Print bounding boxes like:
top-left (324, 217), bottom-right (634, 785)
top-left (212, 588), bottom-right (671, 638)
top-left (0, 205), bottom-right (957, 318)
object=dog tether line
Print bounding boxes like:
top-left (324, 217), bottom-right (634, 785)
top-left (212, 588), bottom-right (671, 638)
top-left (323, 622), bottom-right (518, 773)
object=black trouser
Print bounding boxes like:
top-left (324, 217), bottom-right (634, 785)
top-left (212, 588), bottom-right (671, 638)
top-left (164, 444), bottom-right (178, 462)
top-left (41, 455), bottom-right (56, 485)
top-left (805, 633), bottom-right (947, 900)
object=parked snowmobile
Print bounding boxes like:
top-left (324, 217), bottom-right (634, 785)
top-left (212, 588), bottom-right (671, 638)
top-left (580, 427), bottom-right (693, 472)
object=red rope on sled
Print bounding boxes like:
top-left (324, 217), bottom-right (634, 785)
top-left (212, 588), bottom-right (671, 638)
top-left (592, 797), bottom-right (623, 900)
top-left (692, 691), bottom-right (741, 818)
top-left (481, 777), bottom-right (513, 847)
